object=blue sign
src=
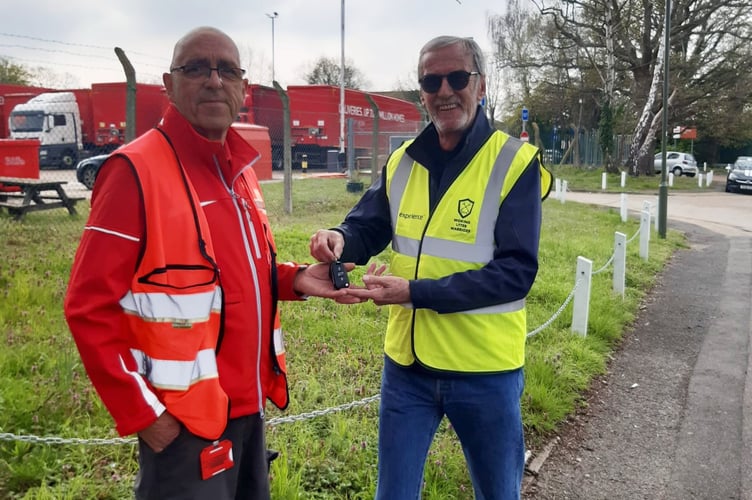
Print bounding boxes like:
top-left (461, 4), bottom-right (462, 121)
top-left (522, 107), bottom-right (529, 122)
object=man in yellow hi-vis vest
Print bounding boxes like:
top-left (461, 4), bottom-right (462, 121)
top-left (311, 35), bottom-right (551, 499)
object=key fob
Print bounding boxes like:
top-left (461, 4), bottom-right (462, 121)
top-left (329, 260), bottom-right (350, 289)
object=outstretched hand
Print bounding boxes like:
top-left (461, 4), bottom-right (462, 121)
top-left (293, 262), bottom-right (363, 304)
top-left (344, 263), bottom-right (411, 306)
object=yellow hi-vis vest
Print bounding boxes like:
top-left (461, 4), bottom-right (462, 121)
top-left (385, 130), bottom-right (546, 373)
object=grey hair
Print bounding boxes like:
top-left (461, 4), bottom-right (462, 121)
top-left (417, 36), bottom-right (486, 76)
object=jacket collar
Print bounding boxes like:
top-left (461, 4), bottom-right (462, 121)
top-left (157, 104), bottom-right (260, 182)
top-left (406, 105), bottom-right (493, 171)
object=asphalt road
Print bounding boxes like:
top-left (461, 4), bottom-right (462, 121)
top-left (523, 187), bottom-right (752, 499)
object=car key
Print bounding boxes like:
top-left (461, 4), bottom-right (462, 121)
top-left (329, 260), bottom-right (350, 289)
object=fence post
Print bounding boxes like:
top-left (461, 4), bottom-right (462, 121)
top-left (272, 82), bottom-right (292, 215)
top-left (364, 94), bottom-right (380, 185)
top-left (620, 193), bottom-right (628, 222)
top-left (640, 209), bottom-right (650, 260)
top-left (572, 256), bottom-right (592, 336)
top-left (613, 232), bottom-right (626, 298)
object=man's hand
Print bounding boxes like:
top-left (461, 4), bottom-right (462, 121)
top-left (138, 411), bottom-right (181, 452)
top-left (293, 262), bottom-right (363, 304)
top-left (344, 263), bottom-right (410, 306)
top-left (310, 229), bottom-right (344, 263)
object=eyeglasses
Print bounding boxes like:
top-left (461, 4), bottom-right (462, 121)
top-left (170, 64), bottom-right (246, 82)
top-left (419, 70), bottom-right (480, 93)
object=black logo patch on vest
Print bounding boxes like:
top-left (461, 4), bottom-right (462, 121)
top-left (458, 198), bottom-right (475, 218)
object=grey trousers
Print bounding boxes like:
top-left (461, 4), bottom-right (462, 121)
top-left (134, 413), bottom-right (271, 500)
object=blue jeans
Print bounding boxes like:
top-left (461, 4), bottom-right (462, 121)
top-left (375, 357), bottom-right (525, 500)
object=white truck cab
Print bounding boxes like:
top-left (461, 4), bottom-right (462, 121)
top-left (9, 92), bottom-right (82, 169)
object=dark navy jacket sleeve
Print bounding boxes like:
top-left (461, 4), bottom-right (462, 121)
top-left (334, 105), bottom-right (542, 316)
top-left (408, 159), bottom-right (542, 314)
top-left (336, 167), bottom-right (393, 265)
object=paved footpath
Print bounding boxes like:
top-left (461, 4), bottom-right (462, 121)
top-left (523, 190), bottom-right (752, 499)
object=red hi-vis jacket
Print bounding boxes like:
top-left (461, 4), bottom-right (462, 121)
top-left (116, 129), bottom-right (229, 439)
top-left (113, 127), bottom-right (289, 439)
top-left (66, 106), bottom-right (295, 439)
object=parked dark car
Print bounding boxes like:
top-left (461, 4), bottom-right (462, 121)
top-left (75, 154), bottom-right (109, 190)
top-left (725, 156), bottom-right (752, 194)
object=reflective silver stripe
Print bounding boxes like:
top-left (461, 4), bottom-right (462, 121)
top-left (463, 298), bottom-right (525, 315)
top-left (131, 348), bottom-right (219, 390)
top-left (120, 354), bottom-right (165, 416)
top-left (392, 234), bottom-right (420, 257)
top-left (390, 136), bottom-right (523, 264)
top-left (85, 225), bottom-right (141, 242)
top-left (476, 138), bottom-right (523, 251)
top-left (119, 289), bottom-right (222, 323)
top-left (388, 152), bottom-right (416, 232)
top-left (273, 328), bottom-right (285, 356)
top-left (420, 236), bottom-right (493, 264)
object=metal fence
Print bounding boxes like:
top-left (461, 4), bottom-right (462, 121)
top-left (539, 127), bottom-right (633, 168)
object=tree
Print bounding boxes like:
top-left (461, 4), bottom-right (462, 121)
top-left (0, 57), bottom-right (32, 85)
top-left (531, 0), bottom-right (752, 172)
top-left (304, 57), bottom-right (368, 89)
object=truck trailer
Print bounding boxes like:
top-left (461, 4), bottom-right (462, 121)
top-left (238, 84), bottom-right (424, 170)
top-left (8, 82), bottom-right (169, 169)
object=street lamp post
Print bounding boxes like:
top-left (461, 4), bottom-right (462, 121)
top-left (339, 0), bottom-right (345, 155)
top-left (266, 12), bottom-right (279, 83)
top-left (658, 0), bottom-right (671, 238)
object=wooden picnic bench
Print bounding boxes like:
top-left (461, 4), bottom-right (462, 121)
top-left (0, 177), bottom-right (85, 221)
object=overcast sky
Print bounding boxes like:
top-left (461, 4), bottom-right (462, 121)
top-left (3, 0), bottom-right (507, 91)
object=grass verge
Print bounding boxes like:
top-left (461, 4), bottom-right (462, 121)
top-left (0, 174), bottom-right (684, 499)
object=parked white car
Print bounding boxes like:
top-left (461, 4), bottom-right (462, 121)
top-left (653, 151), bottom-right (698, 177)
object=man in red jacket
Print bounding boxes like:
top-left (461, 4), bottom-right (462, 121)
top-left (64, 26), bottom-right (354, 500)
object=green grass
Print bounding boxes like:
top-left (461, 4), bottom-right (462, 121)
top-left (0, 172), bottom-right (685, 499)
top-left (548, 164), bottom-right (725, 193)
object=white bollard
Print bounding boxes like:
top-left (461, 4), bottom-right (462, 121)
top-left (572, 256), bottom-right (593, 336)
top-left (654, 196), bottom-right (660, 232)
top-left (639, 209), bottom-right (650, 261)
top-left (560, 180), bottom-right (568, 203)
top-left (707, 171), bottom-right (714, 186)
top-left (621, 171), bottom-right (626, 188)
top-left (620, 193), bottom-right (628, 222)
top-left (668, 172), bottom-right (674, 187)
top-left (602, 172), bottom-right (607, 191)
top-left (698, 174), bottom-right (703, 187)
top-left (613, 232), bottom-right (626, 298)
top-left (555, 177), bottom-right (562, 199)
top-left (642, 200), bottom-right (652, 229)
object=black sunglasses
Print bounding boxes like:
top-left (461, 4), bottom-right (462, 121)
top-left (419, 70), bottom-right (480, 93)
top-left (170, 64), bottom-right (246, 82)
